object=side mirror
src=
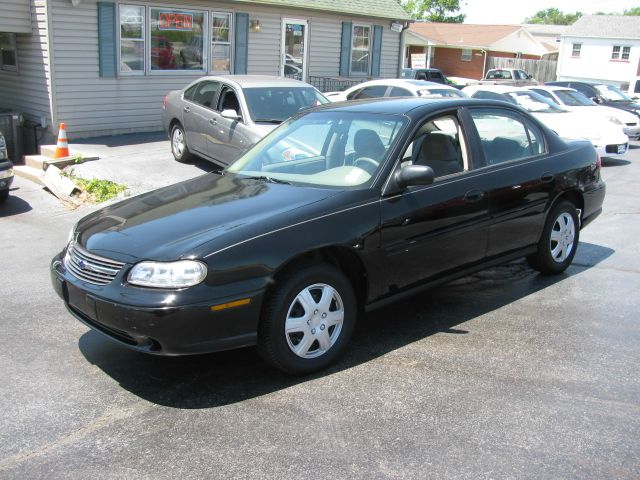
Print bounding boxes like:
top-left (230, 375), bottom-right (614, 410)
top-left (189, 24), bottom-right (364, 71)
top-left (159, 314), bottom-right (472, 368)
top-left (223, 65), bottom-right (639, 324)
top-left (394, 164), bottom-right (435, 189)
top-left (221, 109), bottom-right (240, 120)
top-left (591, 96), bottom-right (603, 104)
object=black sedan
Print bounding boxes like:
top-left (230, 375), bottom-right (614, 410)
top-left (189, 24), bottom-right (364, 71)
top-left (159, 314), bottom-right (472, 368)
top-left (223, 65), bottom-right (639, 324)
top-left (51, 98), bottom-right (605, 374)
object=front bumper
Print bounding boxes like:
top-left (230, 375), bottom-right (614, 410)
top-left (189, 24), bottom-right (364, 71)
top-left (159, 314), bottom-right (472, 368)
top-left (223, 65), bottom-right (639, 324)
top-left (623, 125), bottom-right (640, 140)
top-left (51, 252), bottom-right (267, 355)
top-left (0, 160), bottom-right (14, 192)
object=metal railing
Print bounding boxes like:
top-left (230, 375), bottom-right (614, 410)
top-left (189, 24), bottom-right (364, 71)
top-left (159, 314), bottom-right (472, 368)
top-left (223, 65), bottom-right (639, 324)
top-left (285, 74), bottom-right (369, 92)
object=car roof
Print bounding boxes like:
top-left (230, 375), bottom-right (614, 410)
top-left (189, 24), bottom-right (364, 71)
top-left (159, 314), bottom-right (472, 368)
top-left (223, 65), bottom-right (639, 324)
top-left (462, 84), bottom-right (530, 95)
top-left (530, 85), bottom-right (575, 94)
top-left (310, 96), bottom-right (511, 116)
top-left (350, 79), bottom-right (456, 91)
top-left (190, 75), bottom-right (315, 88)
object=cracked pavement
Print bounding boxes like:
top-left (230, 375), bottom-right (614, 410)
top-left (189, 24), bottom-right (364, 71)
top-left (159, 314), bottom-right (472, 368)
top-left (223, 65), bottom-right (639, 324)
top-left (1, 138), bottom-right (639, 479)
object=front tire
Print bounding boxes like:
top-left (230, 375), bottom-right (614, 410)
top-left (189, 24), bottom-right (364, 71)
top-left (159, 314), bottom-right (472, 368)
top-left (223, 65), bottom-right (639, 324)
top-left (0, 190), bottom-right (8, 203)
top-left (257, 263), bottom-right (357, 375)
top-left (170, 123), bottom-right (193, 163)
top-left (527, 200), bottom-right (579, 275)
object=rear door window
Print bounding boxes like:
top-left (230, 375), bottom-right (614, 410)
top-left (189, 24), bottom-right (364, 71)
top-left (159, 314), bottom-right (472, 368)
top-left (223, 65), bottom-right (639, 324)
top-left (353, 85), bottom-right (388, 99)
top-left (190, 81), bottom-right (220, 108)
top-left (389, 87), bottom-right (413, 97)
top-left (469, 109), bottom-right (546, 166)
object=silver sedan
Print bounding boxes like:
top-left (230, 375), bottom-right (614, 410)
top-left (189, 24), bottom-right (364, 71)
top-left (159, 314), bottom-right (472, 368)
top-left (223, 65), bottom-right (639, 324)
top-left (162, 75), bottom-right (329, 166)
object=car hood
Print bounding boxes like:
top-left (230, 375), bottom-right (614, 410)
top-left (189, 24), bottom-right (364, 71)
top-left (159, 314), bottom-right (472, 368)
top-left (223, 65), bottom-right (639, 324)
top-left (75, 173), bottom-right (340, 263)
top-left (564, 105), bottom-right (638, 124)
top-left (532, 111), bottom-right (627, 143)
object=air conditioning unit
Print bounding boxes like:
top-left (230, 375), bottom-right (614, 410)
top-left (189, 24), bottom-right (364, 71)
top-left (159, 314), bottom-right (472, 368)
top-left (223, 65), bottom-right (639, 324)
top-left (0, 110), bottom-right (24, 164)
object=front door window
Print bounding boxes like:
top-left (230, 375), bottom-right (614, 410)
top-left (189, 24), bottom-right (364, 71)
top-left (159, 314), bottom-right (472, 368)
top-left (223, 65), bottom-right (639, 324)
top-left (281, 19), bottom-right (307, 81)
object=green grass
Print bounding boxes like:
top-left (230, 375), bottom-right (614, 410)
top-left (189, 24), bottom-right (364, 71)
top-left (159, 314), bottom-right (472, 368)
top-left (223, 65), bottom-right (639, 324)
top-left (61, 169), bottom-right (127, 203)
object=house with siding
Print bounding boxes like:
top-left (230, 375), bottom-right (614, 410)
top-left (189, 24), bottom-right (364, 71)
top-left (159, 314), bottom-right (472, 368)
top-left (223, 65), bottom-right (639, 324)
top-left (555, 15), bottom-right (640, 89)
top-left (0, 0), bottom-right (409, 143)
top-left (404, 22), bottom-right (556, 81)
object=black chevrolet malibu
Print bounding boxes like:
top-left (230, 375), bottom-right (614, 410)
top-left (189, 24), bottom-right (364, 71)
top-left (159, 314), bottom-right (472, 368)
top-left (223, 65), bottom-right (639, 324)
top-left (51, 98), bottom-right (605, 374)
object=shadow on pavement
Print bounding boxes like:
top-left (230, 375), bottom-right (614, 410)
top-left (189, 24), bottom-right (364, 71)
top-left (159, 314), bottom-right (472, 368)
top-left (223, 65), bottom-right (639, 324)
top-left (0, 190), bottom-right (32, 217)
top-left (73, 131), bottom-right (166, 148)
top-left (602, 158), bottom-right (631, 167)
top-left (79, 242), bottom-right (614, 409)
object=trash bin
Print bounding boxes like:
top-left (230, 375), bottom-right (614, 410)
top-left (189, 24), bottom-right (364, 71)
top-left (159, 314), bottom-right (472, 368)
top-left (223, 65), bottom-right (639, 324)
top-left (0, 109), bottom-right (25, 164)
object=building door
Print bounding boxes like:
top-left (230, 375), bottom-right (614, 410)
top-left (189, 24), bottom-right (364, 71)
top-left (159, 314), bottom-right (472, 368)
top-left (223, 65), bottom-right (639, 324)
top-left (281, 18), bottom-right (308, 82)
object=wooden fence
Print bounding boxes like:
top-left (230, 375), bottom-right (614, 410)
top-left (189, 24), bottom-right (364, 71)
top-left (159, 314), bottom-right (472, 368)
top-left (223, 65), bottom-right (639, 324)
top-left (486, 57), bottom-right (558, 84)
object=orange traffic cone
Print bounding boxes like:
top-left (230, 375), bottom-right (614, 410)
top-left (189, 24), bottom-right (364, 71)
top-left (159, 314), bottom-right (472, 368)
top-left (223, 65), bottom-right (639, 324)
top-left (54, 123), bottom-right (70, 158)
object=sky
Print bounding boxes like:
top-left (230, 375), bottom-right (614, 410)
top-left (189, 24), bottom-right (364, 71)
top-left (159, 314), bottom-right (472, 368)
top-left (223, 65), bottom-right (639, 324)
top-left (461, 0), bottom-right (639, 24)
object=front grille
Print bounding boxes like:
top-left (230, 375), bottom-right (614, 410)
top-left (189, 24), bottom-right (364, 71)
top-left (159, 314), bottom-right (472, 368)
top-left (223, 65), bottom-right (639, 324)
top-left (64, 242), bottom-right (125, 285)
top-left (626, 122), bottom-right (637, 127)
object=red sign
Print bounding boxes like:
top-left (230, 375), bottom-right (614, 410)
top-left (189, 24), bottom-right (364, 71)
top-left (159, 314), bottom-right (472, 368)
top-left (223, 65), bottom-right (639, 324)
top-left (159, 12), bottom-right (193, 31)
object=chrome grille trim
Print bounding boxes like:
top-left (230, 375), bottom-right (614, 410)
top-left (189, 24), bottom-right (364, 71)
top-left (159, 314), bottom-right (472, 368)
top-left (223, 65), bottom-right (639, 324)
top-left (64, 242), bottom-right (125, 286)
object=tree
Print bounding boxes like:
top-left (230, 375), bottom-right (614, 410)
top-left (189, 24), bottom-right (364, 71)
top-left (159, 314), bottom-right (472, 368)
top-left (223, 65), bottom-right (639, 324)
top-left (401, 0), bottom-right (465, 23)
top-left (624, 7), bottom-right (640, 15)
top-left (525, 8), bottom-right (582, 25)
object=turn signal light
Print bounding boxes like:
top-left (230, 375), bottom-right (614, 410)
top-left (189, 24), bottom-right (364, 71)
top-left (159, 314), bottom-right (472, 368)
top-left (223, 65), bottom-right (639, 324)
top-left (162, 95), bottom-right (168, 110)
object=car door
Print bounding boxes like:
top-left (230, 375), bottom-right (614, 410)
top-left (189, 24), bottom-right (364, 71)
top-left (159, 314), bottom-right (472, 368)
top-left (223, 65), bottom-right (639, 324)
top-left (208, 84), bottom-right (252, 164)
top-left (465, 107), bottom-right (555, 257)
top-left (183, 80), bottom-right (220, 156)
top-left (377, 109), bottom-right (490, 293)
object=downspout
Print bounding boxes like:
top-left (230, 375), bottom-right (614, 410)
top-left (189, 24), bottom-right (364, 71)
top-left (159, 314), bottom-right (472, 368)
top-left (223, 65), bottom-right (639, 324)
top-left (427, 44), bottom-right (432, 68)
top-left (398, 20), bottom-right (413, 77)
top-left (482, 49), bottom-right (488, 79)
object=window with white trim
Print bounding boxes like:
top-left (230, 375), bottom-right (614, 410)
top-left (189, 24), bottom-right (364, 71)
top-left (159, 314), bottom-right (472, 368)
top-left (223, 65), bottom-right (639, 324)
top-left (461, 49), bottom-right (472, 62)
top-left (120, 5), bottom-right (144, 73)
top-left (117, 4), bottom-right (233, 75)
top-left (350, 24), bottom-right (370, 75)
top-left (571, 43), bottom-right (581, 57)
top-left (0, 33), bottom-right (18, 72)
top-left (211, 12), bottom-right (232, 73)
top-left (611, 45), bottom-right (631, 61)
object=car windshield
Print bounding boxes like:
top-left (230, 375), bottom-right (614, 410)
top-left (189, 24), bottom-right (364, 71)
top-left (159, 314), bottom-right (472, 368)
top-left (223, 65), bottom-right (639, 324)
top-left (554, 89), bottom-right (596, 106)
top-left (418, 88), bottom-right (466, 98)
top-left (595, 84), bottom-right (633, 101)
top-left (226, 111), bottom-right (407, 189)
top-left (507, 91), bottom-right (567, 113)
top-left (243, 87), bottom-right (330, 123)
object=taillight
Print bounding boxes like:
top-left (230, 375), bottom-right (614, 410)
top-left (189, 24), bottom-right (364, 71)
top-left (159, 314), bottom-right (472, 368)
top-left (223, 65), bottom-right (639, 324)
top-left (162, 95), bottom-right (168, 110)
top-left (595, 152), bottom-right (602, 169)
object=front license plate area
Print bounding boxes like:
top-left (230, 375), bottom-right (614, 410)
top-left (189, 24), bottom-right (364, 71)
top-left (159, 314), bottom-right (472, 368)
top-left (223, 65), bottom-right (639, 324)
top-left (67, 283), bottom-right (97, 321)
top-left (618, 144), bottom-right (627, 154)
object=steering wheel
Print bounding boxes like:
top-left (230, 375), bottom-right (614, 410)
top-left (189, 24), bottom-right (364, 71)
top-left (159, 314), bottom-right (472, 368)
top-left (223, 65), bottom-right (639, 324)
top-left (353, 157), bottom-right (380, 175)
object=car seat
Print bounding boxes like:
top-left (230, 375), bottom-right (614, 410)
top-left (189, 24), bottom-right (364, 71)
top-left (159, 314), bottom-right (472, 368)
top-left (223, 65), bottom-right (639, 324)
top-left (353, 129), bottom-right (386, 161)
top-left (416, 132), bottom-right (463, 177)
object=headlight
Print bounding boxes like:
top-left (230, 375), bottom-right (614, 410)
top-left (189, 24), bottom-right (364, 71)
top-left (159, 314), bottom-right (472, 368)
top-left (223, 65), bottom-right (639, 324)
top-left (0, 167), bottom-right (12, 179)
top-left (605, 115), bottom-right (623, 126)
top-left (128, 260), bottom-right (207, 288)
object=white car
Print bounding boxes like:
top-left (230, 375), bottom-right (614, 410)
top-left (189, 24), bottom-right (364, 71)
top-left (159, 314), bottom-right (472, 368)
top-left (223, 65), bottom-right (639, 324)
top-left (528, 85), bottom-right (640, 140)
top-left (462, 85), bottom-right (629, 158)
top-left (324, 79), bottom-right (467, 103)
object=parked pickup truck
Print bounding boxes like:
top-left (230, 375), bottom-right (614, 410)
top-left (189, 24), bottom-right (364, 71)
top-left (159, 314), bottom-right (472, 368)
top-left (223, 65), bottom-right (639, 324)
top-left (477, 68), bottom-right (537, 86)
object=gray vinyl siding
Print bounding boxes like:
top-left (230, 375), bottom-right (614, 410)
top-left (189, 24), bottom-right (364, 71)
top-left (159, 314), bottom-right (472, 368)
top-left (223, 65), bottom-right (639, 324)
top-left (0, 0), bottom-right (32, 34)
top-left (380, 27), bottom-right (400, 78)
top-left (48, 0), bottom-right (403, 138)
top-left (0, 0), bottom-right (52, 129)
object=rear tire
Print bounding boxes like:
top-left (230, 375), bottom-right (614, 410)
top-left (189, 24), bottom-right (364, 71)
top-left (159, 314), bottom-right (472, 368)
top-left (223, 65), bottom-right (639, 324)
top-left (257, 263), bottom-right (357, 375)
top-left (170, 123), bottom-right (193, 163)
top-left (0, 190), bottom-right (8, 203)
top-left (527, 200), bottom-right (579, 275)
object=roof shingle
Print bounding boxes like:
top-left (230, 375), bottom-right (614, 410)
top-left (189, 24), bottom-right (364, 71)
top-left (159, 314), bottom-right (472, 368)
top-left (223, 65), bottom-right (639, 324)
top-left (230, 0), bottom-right (410, 20)
top-left (564, 15), bottom-right (640, 39)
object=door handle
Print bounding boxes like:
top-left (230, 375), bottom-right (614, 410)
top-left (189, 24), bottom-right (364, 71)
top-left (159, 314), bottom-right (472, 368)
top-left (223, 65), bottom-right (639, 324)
top-left (183, 106), bottom-right (190, 113)
top-left (541, 172), bottom-right (554, 183)
top-left (464, 190), bottom-right (484, 203)
top-left (209, 119), bottom-right (217, 126)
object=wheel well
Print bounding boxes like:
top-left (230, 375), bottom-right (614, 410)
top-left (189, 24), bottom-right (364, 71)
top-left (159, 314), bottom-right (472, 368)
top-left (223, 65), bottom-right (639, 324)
top-left (555, 190), bottom-right (584, 220)
top-left (169, 119), bottom-right (182, 132)
top-left (269, 247), bottom-right (368, 309)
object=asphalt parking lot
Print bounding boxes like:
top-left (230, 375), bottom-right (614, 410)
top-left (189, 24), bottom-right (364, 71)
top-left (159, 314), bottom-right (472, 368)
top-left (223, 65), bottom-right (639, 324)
top-left (1, 137), bottom-right (639, 479)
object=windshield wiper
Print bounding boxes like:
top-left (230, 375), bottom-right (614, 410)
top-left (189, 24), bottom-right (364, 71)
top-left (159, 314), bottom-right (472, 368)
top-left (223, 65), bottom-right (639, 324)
top-left (243, 175), bottom-right (291, 185)
top-left (255, 119), bottom-right (283, 124)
